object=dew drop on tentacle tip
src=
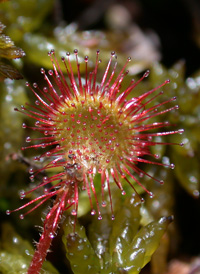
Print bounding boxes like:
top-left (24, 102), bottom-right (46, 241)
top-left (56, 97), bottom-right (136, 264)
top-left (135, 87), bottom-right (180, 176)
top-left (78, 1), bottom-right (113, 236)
top-left (6, 209), bottom-right (11, 216)
top-left (34, 156), bottom-right (40, 161)
top-left (178, 129), bottom-right (184, 134)
top-left (165, 79), bottom-right (170, 84)
top-left (139, 172), bottom-right (144, 178)
top-left (19, 214), bottom-right (24, 220)
top-left (20, 190), bottom-right (25, 199)
top-left (101, 201), bottom-right (107, 207)
top-left (143, 70), bottom-right (150, 78)
top-left (30, 175), bottom-right (34, 182)
top-left (160, 180), bottom-right (164, 185)
top-left (154, 154), bottom-right (160, 159)
top-left (140, 197), bottom-right (145, 203)
top-left (149, 192), bottom-right (154, 199)
top-left (33, 82), bottom-right (38, 88)
top-left (91, 209), bottom-right (96, 215)
top-left (44, 188), bottom-right (49, 194)
top-left (43, 176), bottom-right (49, 183)
top-left (71, 209), bottom-right (77, 216)
top-left (48, 70), bottom-right (53, 76)
top-left (170, 163), bottom-right (175, 169)
top-left (121, 190), bottom-right (126, 195)
top-left (29, 168), bottom-right (34, 174)
top-left (26, 137), bottom-right (31, 143)
top-left (40, 68), bottom-right (45, 75)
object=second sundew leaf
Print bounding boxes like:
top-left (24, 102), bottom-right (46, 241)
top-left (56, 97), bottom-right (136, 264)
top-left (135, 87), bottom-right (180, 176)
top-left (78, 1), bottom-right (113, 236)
top-left (121, 216), bottom-right (173, 274)
top-left (62, 216), bottom-right (101, 274)
top-left (88, 211), bottom-right (113, 271)
top-left (109, 194), bottom-right (141, 267)
top-left (22, 33), bottom-right (90, 72)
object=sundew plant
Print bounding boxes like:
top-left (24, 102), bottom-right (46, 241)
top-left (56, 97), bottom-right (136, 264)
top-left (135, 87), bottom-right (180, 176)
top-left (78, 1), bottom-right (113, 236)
top-left (6, 49), bottom-right (183, 274)
top-left (1, 1), bottom-right (200, 274)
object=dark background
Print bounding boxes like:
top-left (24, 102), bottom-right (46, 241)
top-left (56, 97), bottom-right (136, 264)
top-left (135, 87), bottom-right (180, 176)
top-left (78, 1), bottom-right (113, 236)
top-left (60, 0), bottom-right (200, 76)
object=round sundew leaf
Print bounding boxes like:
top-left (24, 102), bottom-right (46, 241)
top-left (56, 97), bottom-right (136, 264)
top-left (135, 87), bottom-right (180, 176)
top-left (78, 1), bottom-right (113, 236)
top-left (109, 194), bottom-right (141, 256)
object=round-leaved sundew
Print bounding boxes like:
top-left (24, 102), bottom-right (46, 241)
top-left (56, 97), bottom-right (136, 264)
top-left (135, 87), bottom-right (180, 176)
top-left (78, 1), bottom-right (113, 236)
top-left (7, 49), bottom-right (183, 274)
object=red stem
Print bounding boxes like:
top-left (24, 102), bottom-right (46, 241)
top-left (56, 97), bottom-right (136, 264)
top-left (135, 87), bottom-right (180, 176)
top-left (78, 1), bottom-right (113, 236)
top-left (27, 191), bottom-right (68, 274)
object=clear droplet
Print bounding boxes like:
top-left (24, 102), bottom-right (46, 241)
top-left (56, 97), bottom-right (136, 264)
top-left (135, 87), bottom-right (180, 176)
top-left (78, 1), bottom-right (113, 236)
top-left (6, 210), bottom-right (11, 215)
top-left (71, 209), bottom-right (77, 216)
top-left (33, 82), bottom-right (38, 88)
top-left (178, 129), bottom-right (184, 134)
top-left (43, 177), bottom-right (49, 183)
top-left (141, 198), bottom-right (145, 203)
top-left (29, 168), bottom-right (34, 174)
top-left (101, 201), bottom-right (107, 207)
top-left (154, 154), bottom-right (160, 159)
top-left (30, 175), bottom-right (34, 182)
top-left (44, 188), bottom-right (49, 194)
top-left (98, 215), bottom-right (102, 220)
top-left (170, 163), bottom-right (175, 169)
top-left (91, 209), bottom-right (96, 215)
top-left (111, 215), bottom-right (115, 220)
top-left (48, 70), bottom-right (53, 76)
top-left (19, 214), bottom-right (24, 220)
top-left (20, 190), bottom-right (25, 199)
top-left (139, 172), bottom-right (144, 178)
top-left (26, 137), bottom-right (31, 142)
top-left (149, 192), bottom-right (154, 198)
